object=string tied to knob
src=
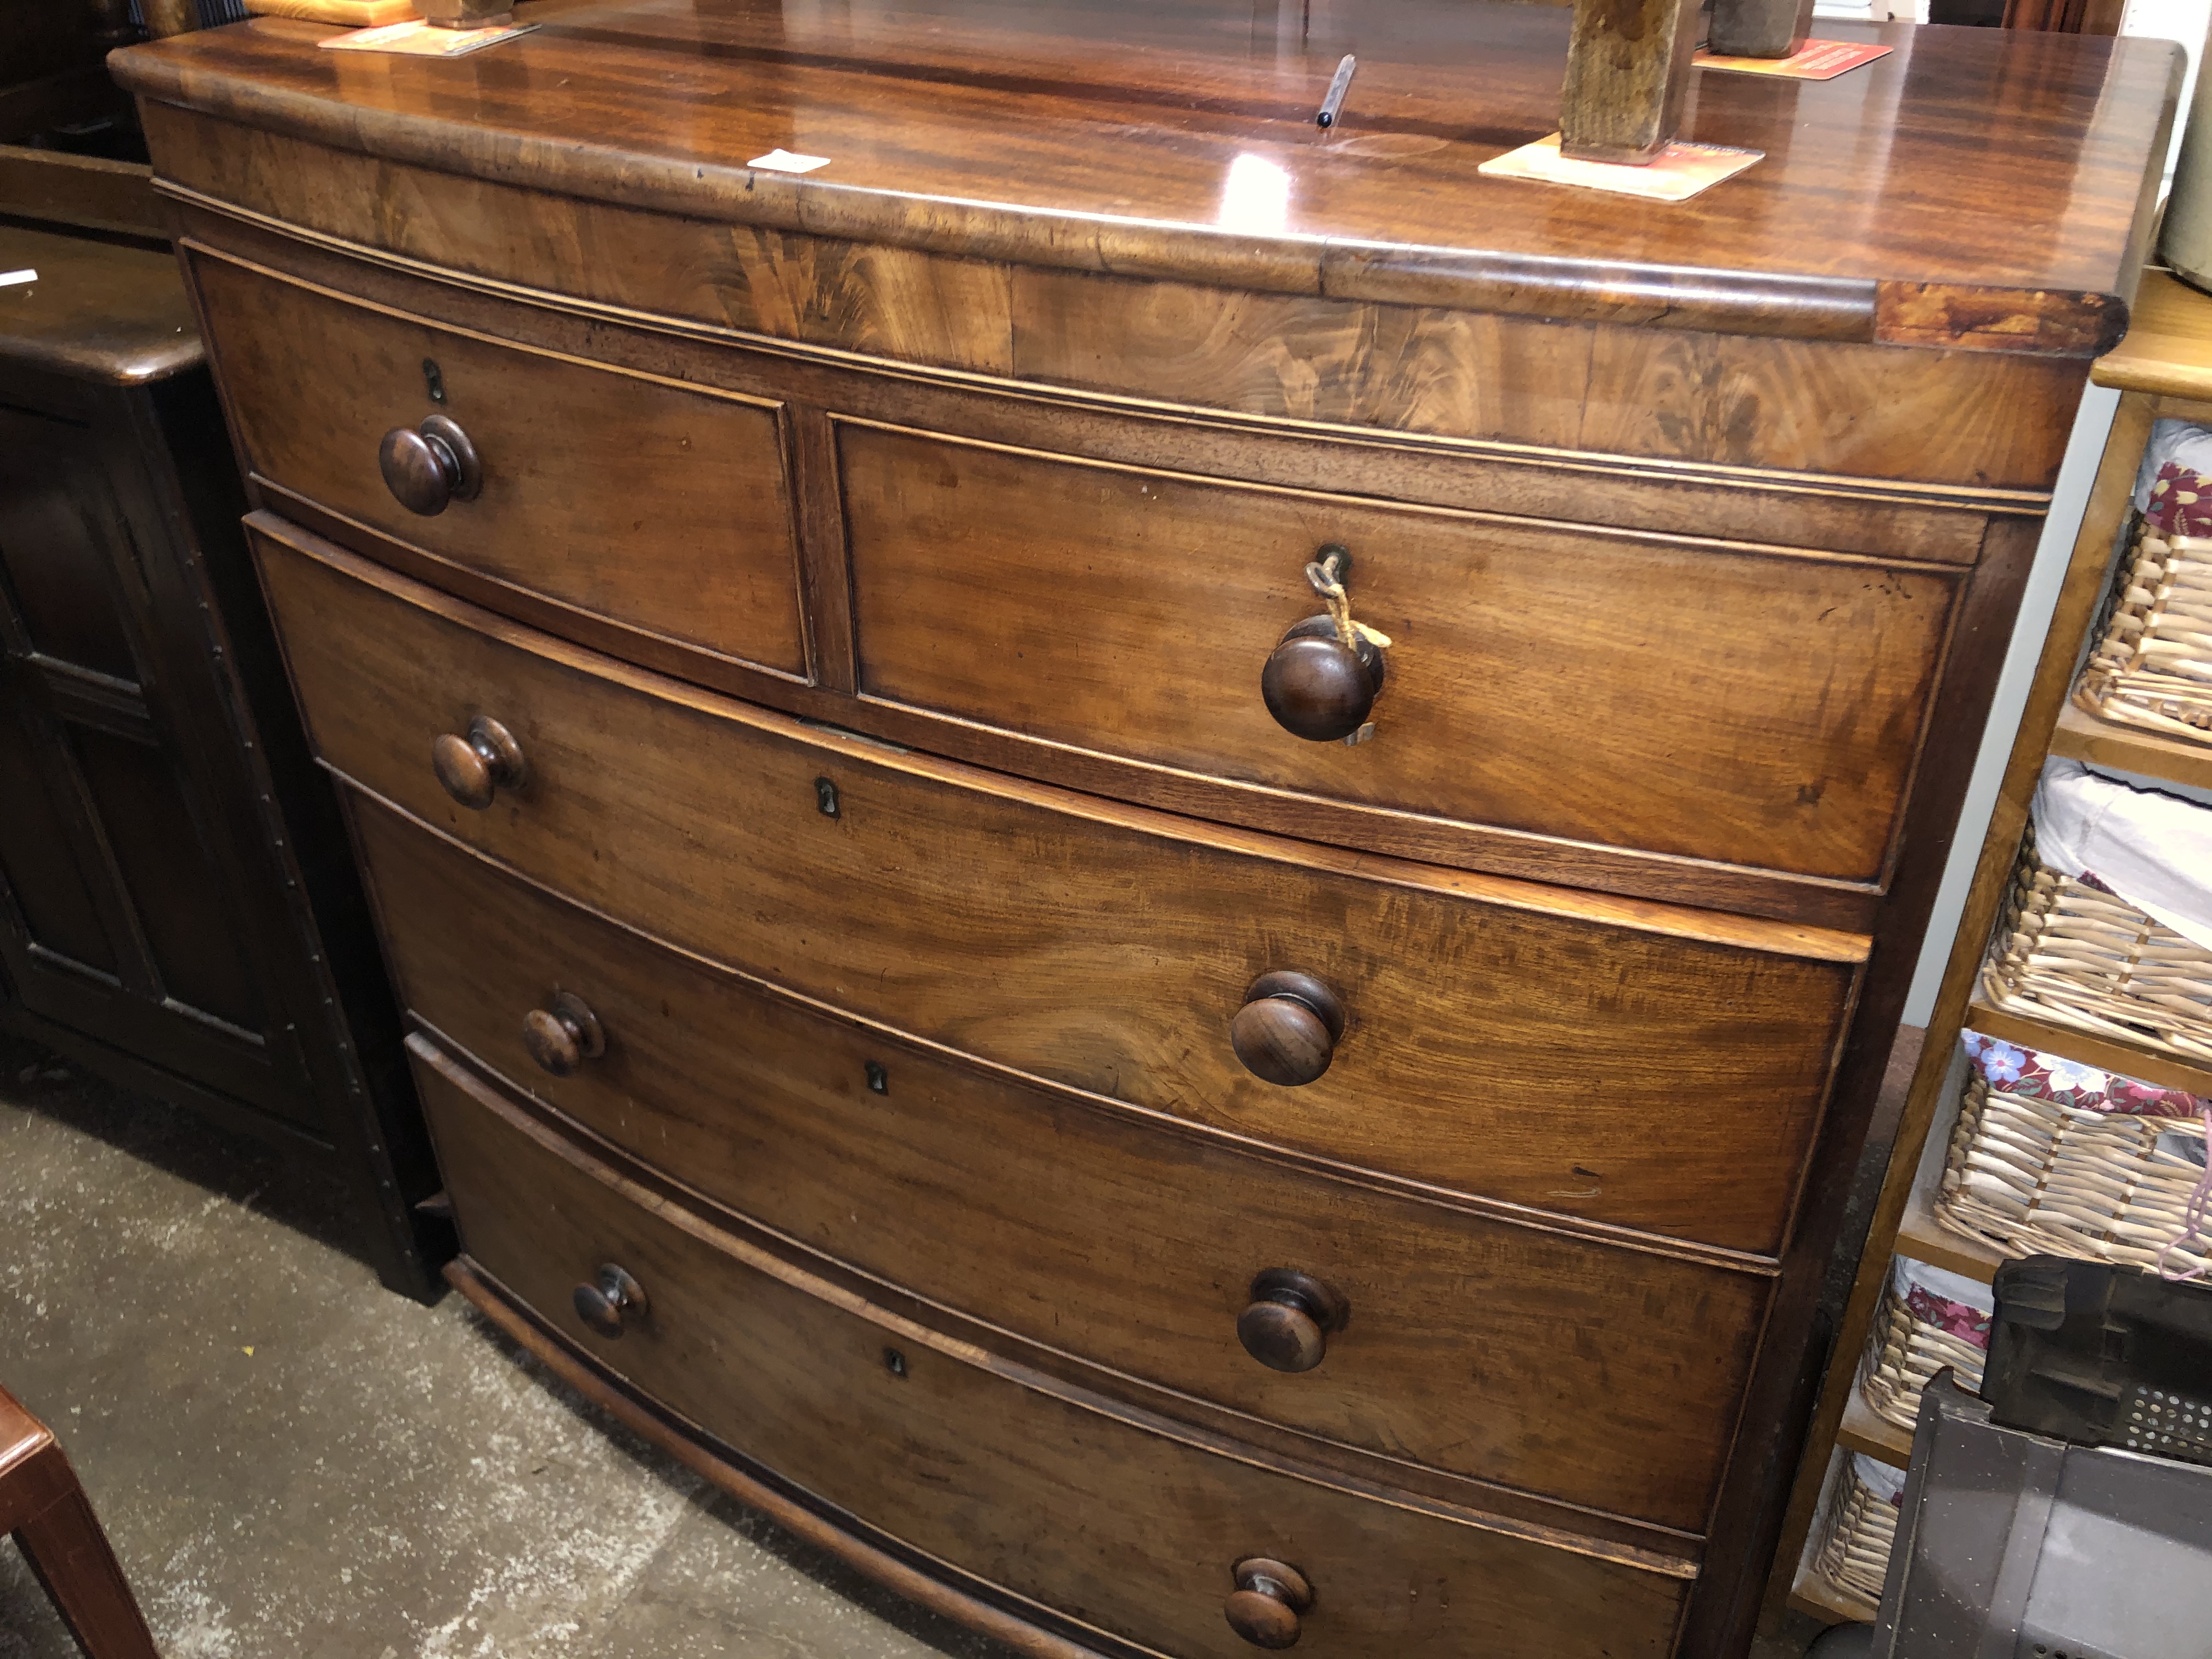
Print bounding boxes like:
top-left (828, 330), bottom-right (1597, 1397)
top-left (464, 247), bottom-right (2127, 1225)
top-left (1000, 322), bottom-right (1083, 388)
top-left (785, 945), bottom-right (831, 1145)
top-left (1304, 548), bottom-right (1391, 655)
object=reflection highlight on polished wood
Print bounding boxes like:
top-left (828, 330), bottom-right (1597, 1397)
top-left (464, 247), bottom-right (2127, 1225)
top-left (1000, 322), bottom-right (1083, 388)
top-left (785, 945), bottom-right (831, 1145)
top-left (112, 0), bottom-right (2177, 349)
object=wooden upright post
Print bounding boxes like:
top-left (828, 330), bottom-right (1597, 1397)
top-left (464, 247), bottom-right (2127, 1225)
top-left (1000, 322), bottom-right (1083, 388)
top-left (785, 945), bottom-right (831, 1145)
top-left (1709, 0), bottom-right (1814, 58)
top-left (1560, 0), bottom-right (1707, 164)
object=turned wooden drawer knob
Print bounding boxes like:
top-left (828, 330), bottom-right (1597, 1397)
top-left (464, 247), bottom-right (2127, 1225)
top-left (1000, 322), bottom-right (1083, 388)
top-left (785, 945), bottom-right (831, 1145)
top-left (1229, 971), bottom-right (1345, 1087)
top-left (572, 1263), bottom-right (648, 1338)
top-left (378, 413), bottom-right (481, 516)
top-left (523, 991), bottom-right (604, 1077)
top-left (1261, 616), bottom-right (1385, 743)
top-left (1237, 1269), bottom-right (1348, 1373)
top-left (431, 715), bottom-right (526, 809)
top-left (1225, 1558), bottom-right (1312, 1650)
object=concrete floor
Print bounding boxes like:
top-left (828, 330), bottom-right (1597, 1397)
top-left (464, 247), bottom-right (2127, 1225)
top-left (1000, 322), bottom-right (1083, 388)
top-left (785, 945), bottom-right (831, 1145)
top-left (0, 1028), bottom-right (1825, 1658)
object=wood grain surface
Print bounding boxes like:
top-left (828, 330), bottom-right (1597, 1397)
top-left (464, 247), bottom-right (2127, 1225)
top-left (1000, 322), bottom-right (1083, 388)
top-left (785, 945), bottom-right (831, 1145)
top-left (255, 516), bottom-right (1863, 1256)
top-left (145, 105), bottom-right (2095, 490)
top-left (357, 795), bottom-right (1771, 1532)
top-left (840, 417), bottom-right (1960, 882)
top-left (188, 248), bottom-right (809, 680)
top-left (110, 0), bottom-right (2179, 353)
top-left (413, 1035), bottom-right (1694, 1659)
top-left (0, 224), bottom-right (199, 385)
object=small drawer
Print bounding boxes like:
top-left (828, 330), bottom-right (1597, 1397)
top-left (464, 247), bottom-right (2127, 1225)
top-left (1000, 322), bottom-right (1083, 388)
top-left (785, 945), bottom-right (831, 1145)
top-left (838, 419), bottom-right (1960, 884)
top-left (358, 795), bottom-right (1768, 1532)
top-left (190, 250), bottom-right (806, 678)
top-left (257, 514), bottom-right (1863, 1256)
top-left (411, 1036), bottom-right (1692, 1659)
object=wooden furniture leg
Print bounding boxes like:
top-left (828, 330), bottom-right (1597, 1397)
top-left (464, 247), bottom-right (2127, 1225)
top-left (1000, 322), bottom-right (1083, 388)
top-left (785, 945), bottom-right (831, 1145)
top-left (1, 1388), bottom-right (160, 1659)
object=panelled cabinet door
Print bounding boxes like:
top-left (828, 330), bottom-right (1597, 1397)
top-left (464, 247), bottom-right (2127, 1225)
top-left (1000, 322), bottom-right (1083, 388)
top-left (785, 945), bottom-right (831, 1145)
top-left (0, 400), bottom-right (307, 1125)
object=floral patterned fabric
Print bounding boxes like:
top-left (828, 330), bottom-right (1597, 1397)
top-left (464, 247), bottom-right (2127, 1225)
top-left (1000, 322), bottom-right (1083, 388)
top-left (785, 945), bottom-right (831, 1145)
top-left (1963, 1028), bottom-right (2209, 1119)
top-left (2146, 461), bottom-right (2212, 535)
top-left (1894, 1257), bottom-right (1993, 1347)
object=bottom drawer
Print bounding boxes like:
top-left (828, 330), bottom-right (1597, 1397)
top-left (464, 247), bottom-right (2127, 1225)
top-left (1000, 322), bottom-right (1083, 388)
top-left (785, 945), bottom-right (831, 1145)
top-left (410, 1036), bottom-right (1691, 1659)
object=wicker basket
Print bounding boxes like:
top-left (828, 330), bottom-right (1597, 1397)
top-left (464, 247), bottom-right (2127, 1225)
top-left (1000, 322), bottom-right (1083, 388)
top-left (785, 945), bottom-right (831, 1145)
top-left (1809, 1454), bottom-right (1903, 1615)
top-left (1935, 1073), bottom-right (2210, 1276)
top-left (1859, 1259), bottom-right (1992, 1433)
top-left (1982, 826), bottom-right (2212, 1065)
top-left (2075, 482), bottom-right (2212, 743)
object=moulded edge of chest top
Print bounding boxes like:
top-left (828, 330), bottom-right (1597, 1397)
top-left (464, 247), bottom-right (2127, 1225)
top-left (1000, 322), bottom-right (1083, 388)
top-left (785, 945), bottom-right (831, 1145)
top-left (136, 103), bottom-right (2091, 498)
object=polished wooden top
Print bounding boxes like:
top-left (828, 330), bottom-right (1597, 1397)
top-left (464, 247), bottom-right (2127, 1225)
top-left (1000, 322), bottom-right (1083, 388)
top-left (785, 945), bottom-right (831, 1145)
top-left (112, 0), bottom-right (2179, 352)
top-left (2092, 267), bottom-right (2212, 397)
top-left (0, 224), bottom-right (202, 384)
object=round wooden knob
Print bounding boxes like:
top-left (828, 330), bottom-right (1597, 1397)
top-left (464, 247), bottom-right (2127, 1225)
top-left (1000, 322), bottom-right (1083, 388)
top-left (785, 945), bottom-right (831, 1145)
top-left (1229, 971), bottom-right (1345, 1087)
top-left (1237, 1269), bottom-right (1348, 1373)
top-left (571, 1263), bottom-right (648, 1338)
top-left (378, 414), bottom-right (481, 516)
top-left (523, 991), bottom-right (605, 1077)
top-left (431, 715), bottom-right (526, 810)
top-left (1261, 616), bottom-right (1384, 743)
top-left (1225, 1558), bottom-right (1312, 1650)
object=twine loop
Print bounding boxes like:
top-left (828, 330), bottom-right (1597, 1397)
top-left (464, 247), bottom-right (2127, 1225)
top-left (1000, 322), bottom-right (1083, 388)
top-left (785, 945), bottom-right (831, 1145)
top-left (1304, 548), bottom-right (1391, 653)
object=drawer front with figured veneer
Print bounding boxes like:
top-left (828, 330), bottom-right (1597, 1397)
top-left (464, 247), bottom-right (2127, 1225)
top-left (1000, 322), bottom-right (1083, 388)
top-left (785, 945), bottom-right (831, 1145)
top-left (413, 1036), bottom-right (1694, 1659)
top-left (356, 795), bottom-right (1769, 1532)
top-left (838, 420), bottom-right (1961, 885)
top-left (256, 515), bottom-right (1863, 1256)
top-left (188, 250), bottom-right (808, 679)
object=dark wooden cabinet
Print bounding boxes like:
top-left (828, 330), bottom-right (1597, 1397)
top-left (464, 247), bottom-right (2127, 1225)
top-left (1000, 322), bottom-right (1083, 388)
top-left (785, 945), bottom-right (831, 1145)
top-left (0, 221), bottom-right (447, 1298)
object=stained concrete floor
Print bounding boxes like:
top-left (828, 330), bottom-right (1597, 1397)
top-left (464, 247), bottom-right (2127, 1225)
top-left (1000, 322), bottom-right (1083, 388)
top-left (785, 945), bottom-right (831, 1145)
top-left (0, 1028), bottom-right (1825, 1658)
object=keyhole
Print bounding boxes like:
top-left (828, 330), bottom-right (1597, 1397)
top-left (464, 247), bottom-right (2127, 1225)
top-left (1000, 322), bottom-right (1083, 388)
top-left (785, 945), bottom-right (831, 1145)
top-left (814, 777), bottom-right (839, 818)
top-left (864, 1060), bottom-right (888, 1094)
top-left (422, 357), bottom-right (447, 404)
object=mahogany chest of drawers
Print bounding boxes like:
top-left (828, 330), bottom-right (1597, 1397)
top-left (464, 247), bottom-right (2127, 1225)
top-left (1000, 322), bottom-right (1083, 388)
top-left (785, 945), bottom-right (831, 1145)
top-left (114, 3), bottom-right (2176, 1653)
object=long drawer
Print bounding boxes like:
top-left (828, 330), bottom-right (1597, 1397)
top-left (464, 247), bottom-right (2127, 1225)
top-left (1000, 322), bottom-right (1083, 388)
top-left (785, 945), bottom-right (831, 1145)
top-left (838, 418), bottom-right (1960, 884)
top-left (190, 250), bottom-right (808, 679)
top-left (355, 794), bottom-right (1767, 1532)
top-left (411, 1035), bottom-right (1692, 1659)
top-left (255, 514), bottom-right (1863, 1255)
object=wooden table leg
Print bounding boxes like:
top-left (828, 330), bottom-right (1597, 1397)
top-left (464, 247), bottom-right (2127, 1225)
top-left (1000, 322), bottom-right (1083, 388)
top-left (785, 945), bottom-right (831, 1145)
top-left (10, 1445), bottom-right (161, 1659)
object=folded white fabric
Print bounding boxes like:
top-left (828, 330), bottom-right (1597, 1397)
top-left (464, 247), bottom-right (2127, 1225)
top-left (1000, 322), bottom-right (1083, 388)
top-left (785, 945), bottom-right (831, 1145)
top-left (2034, 760), bottom-right (2212, 952)
top-left (1855, 1454), bottom-right (1907, 1507)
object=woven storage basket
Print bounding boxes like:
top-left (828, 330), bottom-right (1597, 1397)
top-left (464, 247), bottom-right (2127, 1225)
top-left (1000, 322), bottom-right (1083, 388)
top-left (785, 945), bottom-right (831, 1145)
top-left (2075, 466), bottom-right (2212, 743)
top-left (1982, 824), bottom-right (2212, 1065)
top-left (1935, 1070), bottom-right (2210, 1277)
top-left (1809, 1454), bottom-right (1902, 1615)
top-left (1859, 1258), bottom-right (1992, 1434)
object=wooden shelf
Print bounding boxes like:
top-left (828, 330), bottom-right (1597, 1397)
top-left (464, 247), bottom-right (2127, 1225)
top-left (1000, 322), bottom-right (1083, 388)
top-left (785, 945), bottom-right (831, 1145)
top-left (1789, 1564), bottom-right (1876, 1627)
top-left (1837, 1379), bottom-right (1912, 1469)
top-left (2049, 700), bottom-right (2212, 796)
top-left (1966, 999), bottom-right (2212, 1098)
top-left (2095, 269), bottom-right (2212, 400)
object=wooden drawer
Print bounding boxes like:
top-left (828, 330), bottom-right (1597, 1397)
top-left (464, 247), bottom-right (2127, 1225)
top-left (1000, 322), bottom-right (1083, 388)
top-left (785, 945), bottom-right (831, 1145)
top-left (257, 514), bottom-right (1863, 1256)
top-left (411, 1036), bottom-right (1692, 1659)
top-left (357, 794), bottom-right (1768, 1532)
top-left (838, 420), bottom-right (1961, 884)
top-left (189, 250), bottom-right (807, 679)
